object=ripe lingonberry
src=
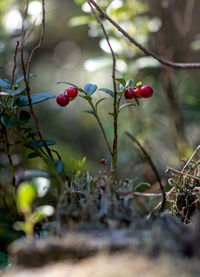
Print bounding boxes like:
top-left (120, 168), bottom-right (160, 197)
top-left (56, 93), bottom-right (70, 106)
top-left (67, 87), bottom-right (78, 99)
top-left (124, 88), bottom-right (134, 99)
top-left (100, 159), bottom-right (105, 164)
top-left (133, 87), bottom-right (143, 98)
top-left (140, 85), bottom-right (153, 98)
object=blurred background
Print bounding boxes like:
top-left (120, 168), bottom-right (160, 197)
top-left (1, 0), bottom-right (200, 181)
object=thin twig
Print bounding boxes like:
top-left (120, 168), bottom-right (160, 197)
top-left (88, 0), bottom-right (200, 69)
top-left (166, 167), bottom-right (200, 182)
top-left (20, 0), bottom-right (53, 158)
top-left (126, 131), bottom-right (166, 212)
top-left (87, 0), bottom-right (118, 178)
top-left (10, 41), bottom-right (19, 89)
top-left (27, 0), bottom-right (45, 82)
top-left (0, 181), bottom-right (10, 211)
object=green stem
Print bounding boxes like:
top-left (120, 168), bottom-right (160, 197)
top-left (89, 101), bottom-right (112, 155)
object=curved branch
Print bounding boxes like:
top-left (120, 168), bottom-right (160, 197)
top-left (88, 0), bottom-right (200, 69)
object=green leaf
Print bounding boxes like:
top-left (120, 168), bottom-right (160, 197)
top-left (125, 80), bottom-right (134, 88)
top-left (119, 103), bottom-right (136, 112)
top-left (18, 110), bottom-right (31, 124)
top-left (116, 78), bottom-right (126, 86)
top-left (31, 205), bottom-right (54, 224)
top-left (99, 88), bottom-right (114, 97)
top-left (117, 91), bottom-right (123, 96)
top-left (2, 88), bottom-right (26, 96)
top-left (95, 98), bottom-right (107, 109)
top-left (24, 169), bottom-right (49, 179)
top-left (108, 112), bottom-right (114, 116)
top-left (29, 139), bottom-right (56, 148)
top-left (0, 79), bottom-right (10, 89)
top-left (55, 160), bottom-right (64, 173)
top-left (27, 152), bottom-right (40, 159)
top-left (69, 15), bottom-right (92, 27)
top-left (1, 115), bottom-right (18, 127)
top-left (83, 110), bottom-right (95, 115)
top-left (17, 182), bottom-right (37, 213)
top-left (57, 81), bottom-right (78, 88)
top-left (15, 93), bottom-right (55, 107)
top-left (16, 74), bottom-right (36, 84)
top-left (79, 95), bottom-right (92, 101)
top-left (84, 83), bottom-right (97, 95)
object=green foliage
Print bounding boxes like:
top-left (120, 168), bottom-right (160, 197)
top-left (72, 157), bottom-right (86, 177)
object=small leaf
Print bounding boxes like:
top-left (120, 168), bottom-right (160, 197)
top-left (15, 93), bottom-right (55, 107)
top-left (116, 78), bottom-right (126, 86)
top-left (57, 81), bottom-right (78, 88)
top-left (32, 205), bottom-right (54, 224)
top-left (27, 153), bottom-right (40, 159)
top-left (29, 139), bottom-right (56, 148)
top-left (83, 110), bottom-right (95, 115)
top-left (136, 81), bottom-right (142, 87)
top-left (117, 91), bottom-right (123, 97)
top-left (0, 79), bottom-right (10, 89)
top-left (24, 169), bottom-right (49, 179)
top-left (17, 182), bottom-right (37, 213)
top-left (108, 112), bottom-right (114, 116)
top-left (55, 160), bottom-right (64, 173)
top-left (84, 83), bottom-right (97, 95)
top-left (119, 103), bottom-right (136, 112)
top-left (2, 88), bottom-right (26, 96)
top-left (1, 115), bottom-right (18, 127)
top-left (79, 95), bottom-right (92, 101)
top-left (125, 80), bottom-right (134, 88)
top-left (99, 88), bottom-right (114, 97)
top-left (16, 74), bottom-right (36, 84)
top-left (18, 110), bottom-right (31, 124)
top-left (95, 98), bottom-right (107, 109)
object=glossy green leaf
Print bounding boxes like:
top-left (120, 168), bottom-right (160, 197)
top-left (99, 88), bottom-right (114, 97)
top-left (1, 115), bottom-right (18, 127)
top-left (55, 160), bottom-right (64, 173)
top-left (15, 93), bottom-right (55, 107)
top-left (95, 98), bottom-right (107, 109)
top-left (116, 78), bottom-right (126, 86)
top-left (0, 88), bottom-right (26, 96)
top-left (84, 83), bottom-right (97, 95)
top-left (83, 110), bottom-right (95, 115)
top-left (57, 81), bottom-right (78, 88)
top-left (17, 182), bottom-right (36, 213)
top-left (27, 152), bottom-right (40, 159)
top-left (29, 139), bottom-right (56, 148)
top-left (16, 74), bottom-right (36, 84)
top-left (0, 79), bottom-right (10, 89)
top-left (125, 80), bottom-right (134, 88)
top-left (79, 95), bottom-right (92, 101)
top-left (119, 103), bottom-right (136, 112)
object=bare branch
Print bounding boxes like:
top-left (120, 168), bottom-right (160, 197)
top-left (86, 0), bottom-right (118, 178)
top-left (10, 41), bottom-right (19, 89)
top-left (20, 0), bottom-right (53, 158)
top-left (166, 166), bottom-right (200, 182)
top-left (88, 0), bottom-right (200, 69)
top-left (27, 0), bottom-right (45, 82)
top-left (126, 131), bottom-right (166, 212)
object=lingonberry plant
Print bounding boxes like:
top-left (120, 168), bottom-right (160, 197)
top-left (56, 80), bottom-right (154, 179)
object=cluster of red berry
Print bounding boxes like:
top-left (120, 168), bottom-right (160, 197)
top-left (125, 84), bottom-right (153, 99)
top-left (56, 87), bottom-right (78, 106)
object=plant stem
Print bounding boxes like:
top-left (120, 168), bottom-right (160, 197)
top-left (89, 101), bottom-right (112, 155)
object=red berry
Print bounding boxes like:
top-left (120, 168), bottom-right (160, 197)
top-left (124, 88), bottom-right (134, 99)
top-left (133, 87), bottom-right (143, 98)
top-left (67, 87), bottom-right (78, 99)
top-left (140, 85), bottom-right (153, 98)
top-left (100, 159), bottom-right (106, 164)
top-left (56, 93), bottom-right (70, 106)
